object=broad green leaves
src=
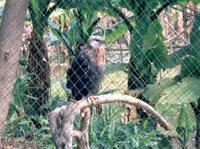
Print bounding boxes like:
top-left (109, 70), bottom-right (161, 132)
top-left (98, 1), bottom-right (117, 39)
top-left (143, 21), bottom-right (163, 53)
top-left (193, 0), bottom-right (200, 3)
top-left (153, 77), bottom-right (200, 133)
top-left (54, 0), bottom-right (104, 9)
top-left (177, 105), bottom-right (194, 135)
top-left (179, 0), bottom-right (200, 5)
top-left (50, 22), bottom-right (75, 57)
top-left (8, 74), bottom-right (35, 120)
top-left (29, 0), bottom-right (50, 35)
top-left (175, 103), bottom-right (196, 147)
top-left (144, 20), bottom-right (168, 70)
top-left (179, 55), bottom-right (200, 79)
top-left (143, 77), bottom-right (200, 136)
top-left (158, 77), bottom-right (200, 105)
top-left (176, 104), bottom-right (195, 147)
top-left (130, 20), bottom-right (168, 77)
top-left (143, 79), bottom-right (176, 104)
top-left (49, 8), bottom-right (99, 59)
top-left (105, 16), bottom-right (135, 43)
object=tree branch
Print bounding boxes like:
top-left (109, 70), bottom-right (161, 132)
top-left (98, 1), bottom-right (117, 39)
top-left (77, 108), bottom-right (90, 149)
top-left (150, 0), bottom-right (174, 21)
top-left (49, 94), bottom-right (171, 149)
top-left (73, 130), bottom-right (82, 139)
top-left (107, 3), bottom-right (134, 33)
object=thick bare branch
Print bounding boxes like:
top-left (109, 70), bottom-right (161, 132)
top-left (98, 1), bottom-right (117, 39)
top-left (77, 108), bottom-right (90, 149)
top-left (73, 130), bottom-right (82, 139)
top-left (82, 94), bottom-right (171, 130)
top-left (150, 0), bottom-right (173, 21)
top-left (49, 94), bottom-right (171, 149)
top-left (49, 101), bottom-right (81, 149)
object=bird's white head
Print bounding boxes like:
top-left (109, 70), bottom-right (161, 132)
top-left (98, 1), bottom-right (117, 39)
top-left (88, 35), bottom-right (105, 48)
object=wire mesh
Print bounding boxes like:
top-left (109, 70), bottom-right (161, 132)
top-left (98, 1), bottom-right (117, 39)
top-left (0, 0), bottom-right (200, 148)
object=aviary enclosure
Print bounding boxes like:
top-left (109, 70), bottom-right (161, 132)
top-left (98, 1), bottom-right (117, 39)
top-left (0, 0), bottom-right (200, 148)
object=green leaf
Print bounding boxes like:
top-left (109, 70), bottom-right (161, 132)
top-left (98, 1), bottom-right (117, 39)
top-left (150, 62), bottom-right (159, 75)
top-left (143, 20), bottom-right (168, 70)
top-left (55, 0), bottom-right (104, 9)
top-left (144, 84), bottom-right (161, 104)
top-left (192, 0), bottom-right (200, 4)
top-left (106, 63), bottom-right (128, 73)
top-left (180, 0), bottom-right (200, 4)
top-left (105, 16), bottom-right (135, 43)
top-left (178, 0), bottom-right (189, 5)
top-left (129, 13), bottom-right (152, 75)
top-left (179, 55), bottom-right (200, 78)
top-left (176, 104), bottom-right (194, 139)
top-left (143, 78), bottom-right (176, 104)
top-left (12, 75), bottom-right (30, 108)
top-left (155, 77), bottom-right (199, 132)
top-left (30, 0), bottom-right (40, 19)
top-left (7, 103), bottom-right (19, 120)
top-left (49, 22), bottom-right (75, 57)
top-left (29, 0), bottom-right (50, 35)
top-left (143, 20), bottom-right (162, 53)
top-left (59, 14), bottom-right (66, 32)
top-left (176, 105), bottom-right (187, 134)
top-left (158, 77), bottom-right (200, 105)
top-left (166, 45), bottom-right (189, 68)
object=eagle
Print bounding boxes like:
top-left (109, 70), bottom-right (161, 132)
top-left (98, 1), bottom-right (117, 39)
top-left (66, 35), bottom-right (106, 101)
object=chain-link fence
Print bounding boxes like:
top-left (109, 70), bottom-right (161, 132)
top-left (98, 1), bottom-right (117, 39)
top-left (0, 0), bottom-right (200, 148)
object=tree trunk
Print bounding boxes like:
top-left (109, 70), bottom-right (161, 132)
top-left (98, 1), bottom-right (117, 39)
top-left (127, 1), bottom-right (147, 90)
top-left (0, 0), bottom-right (28, 146)
top-left (27, 30), bottom-right (50, 116)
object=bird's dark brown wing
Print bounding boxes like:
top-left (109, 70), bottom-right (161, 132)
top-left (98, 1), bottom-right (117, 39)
top-left (66, 50), bottom-right (105, 100)
top-left (66, 52), bottom-right (93, 100)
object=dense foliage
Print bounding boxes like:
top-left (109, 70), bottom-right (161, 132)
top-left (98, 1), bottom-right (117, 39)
top-left (3, 0), bottom-right (200, 148)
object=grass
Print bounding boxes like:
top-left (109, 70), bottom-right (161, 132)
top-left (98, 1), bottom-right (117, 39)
top-left (101, 71), bottom-right (127, 94)
top-left (50, 76), bottom-right (67, 100)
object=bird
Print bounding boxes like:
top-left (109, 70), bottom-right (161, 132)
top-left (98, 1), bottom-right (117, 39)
top-left (66, 35), bottom-right (106, 101)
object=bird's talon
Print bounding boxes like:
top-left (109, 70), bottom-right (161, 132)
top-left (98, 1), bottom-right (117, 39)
top-left (88, 96), bottom-right (99, 105)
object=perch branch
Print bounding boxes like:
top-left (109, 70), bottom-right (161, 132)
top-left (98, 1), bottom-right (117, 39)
top-left (49, 101), bottom-right (81, 149)
top-left (73, 130), bottom-right (82, 139)
top-left (49, 94), bottom-right (171, 149)
top-left (77, 108), bottom-right (91, 149)
top-left (82, 94), bottom-right (171, 130)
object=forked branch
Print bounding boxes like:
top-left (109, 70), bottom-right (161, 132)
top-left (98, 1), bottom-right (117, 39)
top-left (49, 94), bottom-right (171, 149)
